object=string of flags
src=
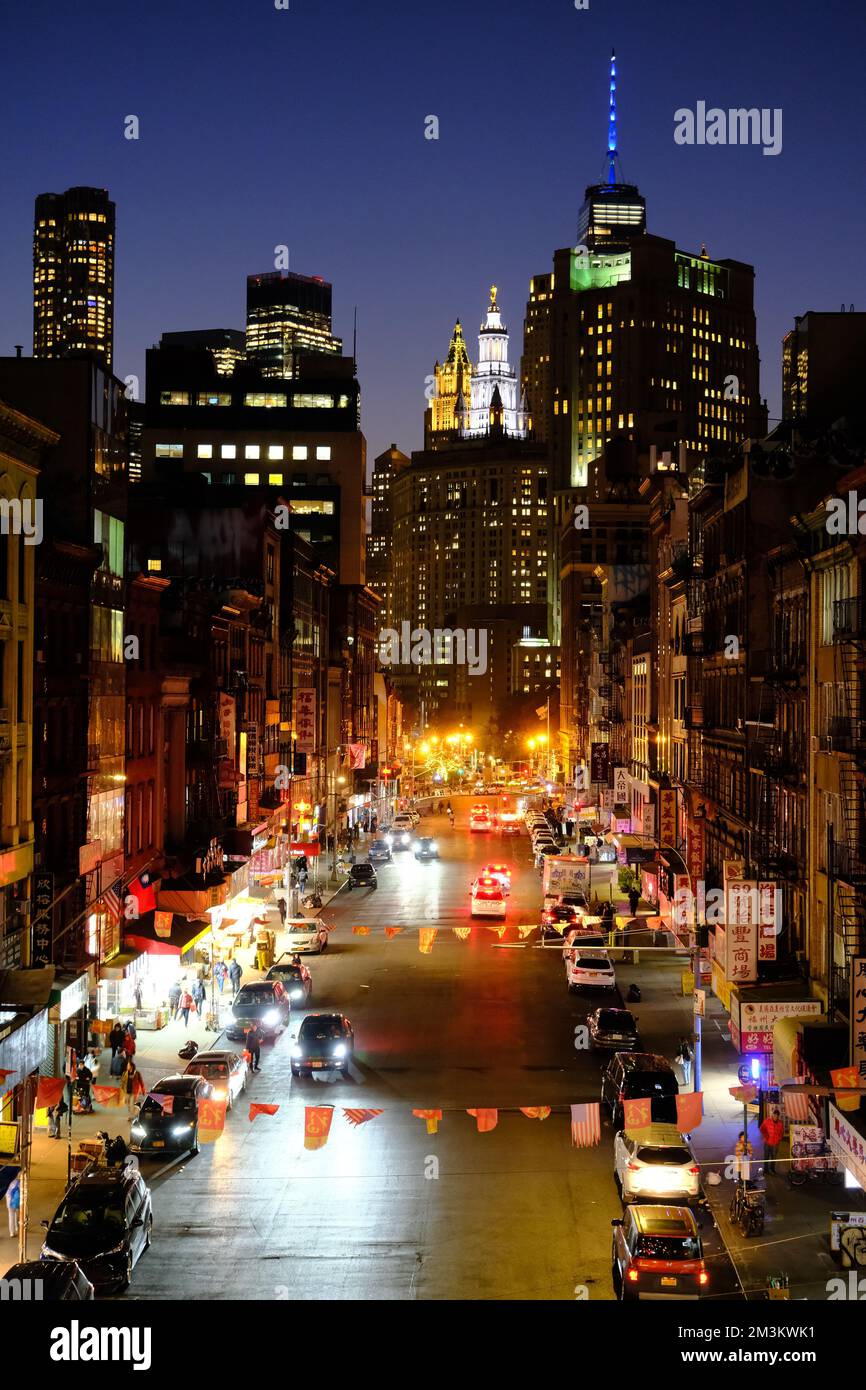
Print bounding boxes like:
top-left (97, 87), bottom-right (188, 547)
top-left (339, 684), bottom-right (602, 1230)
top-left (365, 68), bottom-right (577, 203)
top-left (349, 924), bottom-right (547, 949)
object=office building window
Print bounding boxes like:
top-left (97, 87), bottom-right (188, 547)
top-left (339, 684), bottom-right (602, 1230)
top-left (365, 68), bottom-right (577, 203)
top-left (292, 445), bottom-right (308, 460)
top-left (244, 392), bottom-right (287, 408)
top-left (221, 444), bottom-right (237, 459)
top-left (315, 445), bottom-right (331, 460)
top-left (268, 473), bottom-right (283, 486)
top-left (245, 444), bottom-right (260, 460)
top-left (197, 444), bottom-right (213, 459)
top-left (196, 392), bottom-right (231, 406)
top-left (268, 444), bottom-right (284, 460)
top-left (244, 472), bottom-right (259, 486)
top-left (160, 390), bottom-right (190, 405)
top-left (155, 443), bottom-right (183, 459)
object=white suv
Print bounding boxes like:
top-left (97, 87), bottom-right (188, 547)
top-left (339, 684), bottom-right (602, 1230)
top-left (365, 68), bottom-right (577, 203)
top-left (614, 1124), bottom-right (701, 1205)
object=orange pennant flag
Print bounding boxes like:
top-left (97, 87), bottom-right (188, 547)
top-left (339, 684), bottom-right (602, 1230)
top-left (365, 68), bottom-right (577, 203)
top-left (622, 1096), bottom-right (653, 1132)
top-left (35, 1077), bottom-right (66, 1111)
top-left (342, 1108), bottom-right (384, 1127)
top-left (384, 927), bottom-right (403, 939)
top-left (831, 1066), bottom-right (861, 1112)
top-left (304, 1105), bottom-right (334, 1150)
top-left (487, 924), bottom-right (507, 940)
top-left (413, 1108), bottom-right (443, 1134)
top-left (520, 1107), bottom-right (551, 1121)
top-left (467, 1108), bottom-right (498, 1132)
top-left (249, 1103), bottom-right (280, 1122)
top-left (675, 1091), bottom-right (703, 1132)
top-left (92, 1085), bottom-right (123, 1108)
top-left (352, 926), bottom-right (371, 935)
top-left (418, 928), bottom-right (437, 954)
top-left (197, 1098), bottom-right (227, 1143)
top-left (453, 927), bottom-right (471, 941)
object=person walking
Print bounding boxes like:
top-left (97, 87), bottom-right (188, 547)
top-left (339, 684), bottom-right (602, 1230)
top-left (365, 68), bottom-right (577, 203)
top-left (47, 1103), bottom-right (64, 1139)
top-left (122, 1027), bottom-right (136, 1063)
top-left (246, 1023), bottom-right (262, 1072)
top-left (759, 1107), bottom-right (784, 1176)
top-left (168, 981), bottom-right (182, 1019)
top-left (278, 896), bottom-right (287, 926)
top-left (178, 988), bottom-right (194, 1028)
top-left (76, 1059), bottom-right (94, 1114)
top-left (124, 1064), bottom-right (144, 1114)
top-left (213, 960), bottom-right (227, 995)
top-left (627, 886), bottom-right (641, 917)
top-left (298, 866), bottom-right (308, 896)
top-left (5, 1175), bottom-right (20, 1239)
top-left (734, 1131), bottom-right (754, 1182)
top-left (228, 959), bottom-right (242, 997)
top-left (109, 1020), bottom-right (124, 1058)
top-left (676, 1036), bottom-right (693, 1087)
top-left (192, 978), bottom-right (206, 1017)
top-left (133, 979), bottom-right (143, 1013)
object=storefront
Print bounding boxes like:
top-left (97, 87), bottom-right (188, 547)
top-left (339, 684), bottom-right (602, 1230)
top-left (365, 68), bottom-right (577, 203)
top-left (828, 1103), bottom-right (866, 1194)
top-left (47, 970), bottom-right (91, 1073)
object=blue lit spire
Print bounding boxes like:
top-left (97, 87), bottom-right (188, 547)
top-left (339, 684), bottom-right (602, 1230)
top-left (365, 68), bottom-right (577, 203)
top-left (608, 47), bottom-right (617, 185)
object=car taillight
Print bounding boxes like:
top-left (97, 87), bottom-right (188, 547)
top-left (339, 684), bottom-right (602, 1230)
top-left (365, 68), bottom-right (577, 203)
top-left (618, 1091), bottom-right (625, 1104)
top-left (698, 1270), bottom-right (710, 1286)
top-left (626, 1161), bottom-right (640, 1171)
top-left (689, 1165), bottom-right (700, 1175)
top-left (626, 1268), bottom-right (640, 1283)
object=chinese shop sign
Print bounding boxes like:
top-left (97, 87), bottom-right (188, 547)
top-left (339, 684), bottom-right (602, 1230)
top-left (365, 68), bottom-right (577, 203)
top-left (852, 956), bottom-right (866, 1091)
top-left (590, 743), bottom-right (609, 786)
top-left (658, 789), bottom-right (677, 848)
top-left (295, 689), bottom-right (316, 755)
top-left (725, 880), bottom-right (758, 985)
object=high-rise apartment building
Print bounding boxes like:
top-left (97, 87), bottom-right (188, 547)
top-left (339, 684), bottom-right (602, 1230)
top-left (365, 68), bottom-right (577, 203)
top-left (33, 187), bottom-right (115, 370)
top-left (782, 310), bottom-right (866, 430)
top-left (367, 443), bottom-right (410, 625)
top-left (246, 272), bottom-right (342, 379)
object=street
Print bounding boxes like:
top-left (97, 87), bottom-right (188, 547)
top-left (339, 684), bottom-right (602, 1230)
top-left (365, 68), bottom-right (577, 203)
top-left (125, 804), bottom-right (734, 1302)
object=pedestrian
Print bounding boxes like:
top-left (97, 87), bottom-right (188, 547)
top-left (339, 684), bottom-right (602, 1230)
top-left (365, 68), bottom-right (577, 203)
top-left (122, 1028), bottom-right (136, 1062)
top-left (228, 959), bottom-right (242, 997)
top-left (133, 979), bottom-right (143, 1013)
top-left (76, 1060), bottom-right (94, 1113)
top-left (298, 868), bottom-right (308, 896)
top-left (734, 1131), bottom-right (754, 1182)
top-left (168, 981), bottom-right (182, 1019)
top-left (213, 960), bottom-right (227, 994)
top-left (628, 887), bottom-right (641, 917)
top-left (676, 1036), bottom-right (692, 1087)
top-left (278, 897), bottom-right (287, 926)
top-left (246, 1024), bottom-right (262, 1072)
top-left (759, 1107), bottom-right (784, 1174)
top-left (192, 979), bottom-right (206, 1017)
top-left (109, 1020), bottom-right (124, 1057)
top-left (47, 1097), bottom-right (68, 1138)
top-left (178, 988), bottom-right (194, 1028)
top-left (109, 1047), bottom-right (127, 1079)
top-left (124, 1065), bottom-right (144, 1113)
top-left (5, 1176), bottom-right (20, 1238)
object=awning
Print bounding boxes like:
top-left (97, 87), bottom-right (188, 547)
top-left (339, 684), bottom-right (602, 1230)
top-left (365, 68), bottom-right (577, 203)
top-left (99, 950), bottom-right (146, 982)
top-left (48, 970), bottom-right (90, 1022)
top-left (124, 917), bottom-right (213, 957)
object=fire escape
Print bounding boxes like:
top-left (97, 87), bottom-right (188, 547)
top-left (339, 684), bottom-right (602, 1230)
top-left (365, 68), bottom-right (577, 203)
top-left (830, 596), bottom-right (866, 1008)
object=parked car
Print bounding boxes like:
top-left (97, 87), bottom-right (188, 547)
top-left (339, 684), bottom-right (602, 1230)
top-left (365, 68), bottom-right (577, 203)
top-left (614, 1123), bottom-right (701, 1205)
top-left (565, 949), bottom-right (617, 992)
top-left (291, 1013), bottom-right (355, 1076)
top-left (5, 1258), bottom-right (94, 1300)
top-left (131, 1074), bottom-right (213, 1154)
top-left (183, 1049), bottom-right (248, 1109)
top-left (41, 1163), bottom-right (152, 1294)
top-left (414, 837), bottom-right (439, 861)
top-left (284, 918), bottom-right (330, 954)
top-left (586, 1006), bottom-right (640, 1050)
top-left (611, 1204), bottom-right (709, 1300)
top-left (541, 903), bottom-right (580, 936)
top-left (347, 862), bottom-right (378, 890)
top-left (368, 838), bottom-right (392, 863)
top-left (267, 955), bottom-right (313, 1002)
top-left (226, 980), bottom-right (292, 1041)
top-left (601, 1052), bottom-right (680, 1128)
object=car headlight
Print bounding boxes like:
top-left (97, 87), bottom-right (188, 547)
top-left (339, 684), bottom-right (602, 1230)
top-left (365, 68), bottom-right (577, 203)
top-left (401, 833), bottom-right (410, 844)
top-left (262, 1009), bottom-right (280, 1026)
top-left (290, 988), bottom-right (303, 1001)
top-left (131, 1123), bottom-right (146, 1137)
top-left (291, 1045), bottom-right (303, 1059)
top-left (171, 1123), bottom-right (193, 1136)
top-left (332, 1043), bottom-right (347, 1059)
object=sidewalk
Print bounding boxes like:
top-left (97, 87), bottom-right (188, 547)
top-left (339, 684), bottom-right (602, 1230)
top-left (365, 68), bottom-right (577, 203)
top-left (0, 902), bottom-right (343, 1278)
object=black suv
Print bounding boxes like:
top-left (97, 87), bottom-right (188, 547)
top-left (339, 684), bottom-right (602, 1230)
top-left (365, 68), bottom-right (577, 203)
top-left (291, 1013), bottom-right (355, 1076)
top-left (131, 1073), bottom-right (212, 1154)
top-left (41, 1163), bottom-right (152, 1294)
top-left (347, 862), bottom-right (377, 890)
top-left (601, 1052), bottom-right (679, 1128)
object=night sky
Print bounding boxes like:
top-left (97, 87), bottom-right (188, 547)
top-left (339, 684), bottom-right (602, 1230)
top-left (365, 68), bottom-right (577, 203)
top-left (2, 0), bottom-right (865, 464)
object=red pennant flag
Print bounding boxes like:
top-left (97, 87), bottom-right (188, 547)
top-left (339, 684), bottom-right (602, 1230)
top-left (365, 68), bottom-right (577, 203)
top-left (35, 1077), bottom-right (66, 1111)
top-left (729, 1084), bottom-right (758, 1104)
top-left (249, 1103), bottom-right (280, 1122)
top-left (352, 926), bottom-right (371, 935)
top-left (154, 910), bottom-right (173, 939)
top-left (304, 1105), bottom-right (334, 1149)
top-left (147, 1092), bottom-right (174, 1116)
top-left (520, 1107), bottom-right (551, 1121)
top-left (675, 1091), bottom-right (704, 1132)
top-left (198, 1098), bottom-right (227, 1143)
top-left (831, 1066), bottom-right (861, 1112)
top-left (418, 928), bottom-right (437, 954)
top-left (384, 927), bottom-right (403, 939)
top-left (0, 1069), bottom-right (16, 1085)
top-left (622, 1096), bottom-right (653, 1132)
top-left (92, 1085), bottom-right (123, 1108)
top-left (342, 1108), bottom-right (384, 1127)
top-left (570, 1103), bottom-right (601, 1147)
top-left (467, 1108), bottom-right (498, 1132)
top-left (413, 1108), bottom-right (443, 1134)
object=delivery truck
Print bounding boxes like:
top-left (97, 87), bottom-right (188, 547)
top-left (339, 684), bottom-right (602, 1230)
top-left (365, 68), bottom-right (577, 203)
top-left (542, 854), bottom-right (590, 899)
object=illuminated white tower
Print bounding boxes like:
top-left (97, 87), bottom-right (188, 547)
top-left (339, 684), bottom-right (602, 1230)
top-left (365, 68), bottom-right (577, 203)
top-left (463, 285), bottom-right (527, 438)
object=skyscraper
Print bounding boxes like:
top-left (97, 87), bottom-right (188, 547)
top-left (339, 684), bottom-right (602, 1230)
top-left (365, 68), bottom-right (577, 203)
top-left (246, 271), bottom-right (342, 378)
top-left (33, 186), bottom-right (115, 370)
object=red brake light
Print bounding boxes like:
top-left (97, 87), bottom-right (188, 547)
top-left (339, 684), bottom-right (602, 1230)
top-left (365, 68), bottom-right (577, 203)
top-left (626, 1268), bottom-right (640, 1283)
top-left (689, 1166), bottom-right (700, 1175)
top-left (626, 1161), bottom-right (640, 1171)
top-left (698, 1270), bottom-right (710, 1286)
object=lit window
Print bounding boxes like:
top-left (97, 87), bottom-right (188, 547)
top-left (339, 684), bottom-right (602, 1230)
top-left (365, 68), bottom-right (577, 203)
top-left (147, 559), bottom-right (162, 573)
top-left (221, 444), bottom-right (236, 460)
top-left (159, 391), bottom-right (189, 406)
top-left (292, 446), bottom-right (308, 460)
top-left (244, 472), bottom-right (259, 486)
top-left (196, 391), bottom-right (232, 407)
top-left (197, 444), bottom-right (213, 459)
top-left (268, 473), bottom-right (283, 486)
top-left (293, 393), bottom-right (335, 408)
top-left (268, 444), bottom-right (284, 460)
top-left (316, 445), bottom-right (331, 460)
top-left (245, 444), bottom-right (260, 460)
top-left (155, 443), bottom-right (183, 459)
top-left (244, 392), bottom-right (287, 408)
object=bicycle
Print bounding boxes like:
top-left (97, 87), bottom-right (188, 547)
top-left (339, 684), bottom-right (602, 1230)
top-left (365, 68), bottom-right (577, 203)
top-left (729, 1176), bottom-right (765, 1236)
top-left (788, 1155), bottom-right (844, 1187)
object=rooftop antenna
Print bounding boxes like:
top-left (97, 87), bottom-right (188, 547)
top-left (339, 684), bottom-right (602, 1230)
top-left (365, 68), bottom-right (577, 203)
top-left (352, 305), bottom-right (357, 372)
top-left (607, 48), bottom-right (618, 185)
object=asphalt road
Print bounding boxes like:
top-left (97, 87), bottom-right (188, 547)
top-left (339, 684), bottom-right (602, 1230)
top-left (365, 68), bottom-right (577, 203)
top-left (128, 806), bottom-right (734, 1301)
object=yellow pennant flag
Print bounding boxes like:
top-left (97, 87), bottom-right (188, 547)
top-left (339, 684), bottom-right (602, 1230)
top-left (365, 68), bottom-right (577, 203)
top-left (453, 927), bottom-right (471, 941)
top-left (418, 928), bottom-right (437, 954)
top-left (487, 924), bottom-right (507, 940)
top-left (517, 924), bottom-right (536, 939)
top-left (520, 1107), bottom-right (551, 1121)
top-left (413, 1108), bottom-right (442, 1134)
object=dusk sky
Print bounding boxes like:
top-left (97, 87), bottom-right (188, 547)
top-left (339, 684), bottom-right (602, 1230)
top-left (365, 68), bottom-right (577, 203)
top-left (3, 0), bottom-right (865, 463)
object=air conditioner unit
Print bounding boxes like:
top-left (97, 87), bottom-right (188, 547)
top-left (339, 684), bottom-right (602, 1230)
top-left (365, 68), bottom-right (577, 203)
top-left (810, 736), bottom-right (818, 753)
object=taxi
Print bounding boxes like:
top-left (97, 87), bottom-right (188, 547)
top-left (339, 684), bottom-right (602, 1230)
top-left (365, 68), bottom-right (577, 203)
top-left (470, 876), bottom-right (507, 918)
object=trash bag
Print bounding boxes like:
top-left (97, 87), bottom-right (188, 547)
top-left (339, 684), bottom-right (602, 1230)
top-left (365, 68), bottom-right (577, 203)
top-left (178, 1040), bottom-right (199, 1061)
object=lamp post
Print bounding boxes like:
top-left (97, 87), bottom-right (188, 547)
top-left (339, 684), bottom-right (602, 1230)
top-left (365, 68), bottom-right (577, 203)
top-left (657, 841), bottom-right (702, 1094)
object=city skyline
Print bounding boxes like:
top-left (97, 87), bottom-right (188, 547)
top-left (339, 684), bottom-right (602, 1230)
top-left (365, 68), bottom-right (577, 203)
top-left (2, 0), bottom-right (865, 464)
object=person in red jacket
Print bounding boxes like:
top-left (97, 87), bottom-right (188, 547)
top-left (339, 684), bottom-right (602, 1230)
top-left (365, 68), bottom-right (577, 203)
top-left (759, 1107), bottom-right (784, 1174)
